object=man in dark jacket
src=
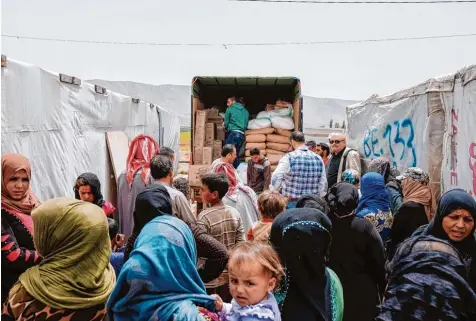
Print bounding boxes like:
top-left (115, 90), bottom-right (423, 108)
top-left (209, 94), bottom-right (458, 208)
top-left (224, 96), bottom-right (249, 168)
top-left (246, 148), bottom-right (271, 195)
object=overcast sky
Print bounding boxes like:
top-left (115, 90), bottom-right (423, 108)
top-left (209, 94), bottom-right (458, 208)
top-left (2, 0), bottom-right (476, 100)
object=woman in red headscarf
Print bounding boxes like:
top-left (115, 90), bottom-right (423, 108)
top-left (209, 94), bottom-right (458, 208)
top-left (116, 134), bottom-right (160, 239)
top-left (1, 153), bottom-right (41, 303)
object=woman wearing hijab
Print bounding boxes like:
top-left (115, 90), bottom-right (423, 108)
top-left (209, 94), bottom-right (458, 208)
top-left (107, 215), bottom-right (220, 321)
top-left (123, 184), bottom-right (228, 283)
top-left (413, 188), bottom-right (476, 292)
top-left (367, 157), bottom-right (397, 184)
top-left (355, 172), bottom-right (393, 242)
top-left (117, 134), bottom-right (159, 239)
top-left (1, 154), bottom-right (41, 303)
top-left (74, 172), bottom-right (116, 217)
top-left (376, 235), bottom-right (476, 321)
top-left (341, 169), bottom-right (361, 197)
top-left (326, 183), bottom-right (386, 321)
top-left (2, 197), bottom-right (115, 320)
top-left (270, 207), bottom-right (344, 321)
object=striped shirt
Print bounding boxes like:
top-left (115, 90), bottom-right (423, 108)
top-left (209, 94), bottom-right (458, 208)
top-left (197, 204), bottom-right (245, 287)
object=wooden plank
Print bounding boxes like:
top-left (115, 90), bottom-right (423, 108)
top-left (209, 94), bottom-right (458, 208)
top-left (106, 131), bottom-right (129, 182)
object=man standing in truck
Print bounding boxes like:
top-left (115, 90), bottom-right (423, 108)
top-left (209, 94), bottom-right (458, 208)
top-left (224, 96), bottom-right (249, 168)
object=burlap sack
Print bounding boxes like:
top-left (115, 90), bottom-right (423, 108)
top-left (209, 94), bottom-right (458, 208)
top-left (245, 128), bottom-right (275, 136)
top-left (275, 129), bottom-right (292, 137)
top-left (246, 134), bottom-right (267, 143)
top-left (267, 142), bottom-right (290, 152)
top-left (266, 134), bottom-right (289, 144)
top-left (245, 150), bottom-right (266, 157)
top-left (246, 142), bottom-right (267, 150)
top-left (267, 153), bottom-right (284, 165)
top-left (266, 149), bottom-right (285, 155)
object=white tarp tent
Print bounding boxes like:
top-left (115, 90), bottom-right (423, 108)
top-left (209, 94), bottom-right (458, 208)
top-left (1, 58), bottom-right (180, 202)
top-left (347, 64), bottom-right (475, 203)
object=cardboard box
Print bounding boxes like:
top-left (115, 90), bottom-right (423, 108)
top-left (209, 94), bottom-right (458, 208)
top-left (194, 129), bottom-right (206, 147)
top-left (207, 116), bottom-right (224, 124)
top-left (193, 147), bottom-right (203, 164)
top-left (203, 146), bottom-right (213, 165)
top-left (189, 165), bottom-right (209, 187)
top-left (195, 110), bottom-right (208, 130)
top-left (208, 108), bottom-right (219, 117)
top-left (205, 123), bottom-right (215, 146)
top-left (212, 140), bottom-right (222, 159)
top-left (216, 124), bottom-right (225, 141)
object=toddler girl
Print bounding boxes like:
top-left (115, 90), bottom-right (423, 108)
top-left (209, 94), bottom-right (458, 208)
top-left (214, 242), bottom-right (284, 321)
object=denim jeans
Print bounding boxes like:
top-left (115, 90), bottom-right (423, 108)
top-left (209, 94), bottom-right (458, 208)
top-left (225, 131), bottom-right (245, 168)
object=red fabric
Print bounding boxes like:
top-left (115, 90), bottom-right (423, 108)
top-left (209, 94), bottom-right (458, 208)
top-left (247, 228), bottom-right (254, 241)
top-left (126, 134), bottom-right (159, 186)
top-left (25, 250), bottom-right (30, 261)
top-left (1, 234), bottom-right (8, 242)
top-left (2, 242), bottom-right (14, 251)
top-left (102, 201), bottom-right (116, 217)
top-left (214, 162), bottom-right (238, 197)
top-left (6, 249), bottom-right (21, 262)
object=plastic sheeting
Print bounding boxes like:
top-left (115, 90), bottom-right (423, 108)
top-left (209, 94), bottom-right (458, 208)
top-left (441, 65), bottom-right (476, 199)
top-left (347, 64), bottom-right (476, 202)
top-left (1, 58), bottom-right (181, 203)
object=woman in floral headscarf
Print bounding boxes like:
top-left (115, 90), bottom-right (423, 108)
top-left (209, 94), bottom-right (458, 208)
top-left (116, 134), bottom-right (159, 239)
top-left (1, 154), bottom-right (41, 303)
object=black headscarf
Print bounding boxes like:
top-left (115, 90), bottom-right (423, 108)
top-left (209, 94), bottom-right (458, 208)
top-left (74, 172), bottom-right (106, 207)
top-left (377, 235), bottom-right (476, 321)
top-left (326, 182), bottom-right (360, 218)
top-left (296, 194), bottom-right (330, 214)
top-left (270, 208), bottom-right (334, 321)
top-left (124, 183), bottom-right (173, 261)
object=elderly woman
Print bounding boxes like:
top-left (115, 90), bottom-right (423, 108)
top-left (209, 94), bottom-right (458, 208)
top-left (270, 207), bottom-right (344, 321)
top-left (107, 215), bottom-right (220, 321)
top-left (377, 235), bottom-right (476, 321)
top-left (2, 197), bottom-right (115, 320)
top-left (413, 188), bottom-right (476, 292)
top-left (1, 154), bottom-right (41, 303)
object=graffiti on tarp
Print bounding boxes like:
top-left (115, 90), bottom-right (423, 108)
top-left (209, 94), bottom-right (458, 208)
top-left (469, 142), bottom-right (476, 196)
top-left (362, 118), bottom-right (417, 167)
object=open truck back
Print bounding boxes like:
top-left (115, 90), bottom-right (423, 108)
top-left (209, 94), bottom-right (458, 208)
top-left (189, 76), bottom-right (303, 200)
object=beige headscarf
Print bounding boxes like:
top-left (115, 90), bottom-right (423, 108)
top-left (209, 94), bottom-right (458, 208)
top-left (1, 153), bottom-right (40, 214)
top-left (19, 197), bottom-right (115, 309)
top-left (402, 178), bottom-right (433, 221)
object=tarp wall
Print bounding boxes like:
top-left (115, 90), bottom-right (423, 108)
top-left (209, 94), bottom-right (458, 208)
top-left (1, 58), bottom-right (180, 202)
top-left (347, 64), bottom-right (475, 202)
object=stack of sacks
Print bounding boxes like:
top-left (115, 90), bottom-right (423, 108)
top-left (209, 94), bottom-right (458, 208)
top-left (264, 128), bottom-right (292, 169)
top-left (244, 127), bottom-right (274, 160)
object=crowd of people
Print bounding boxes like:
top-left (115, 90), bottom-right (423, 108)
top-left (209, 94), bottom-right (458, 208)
top-left (2, 130), bottom-right (476, 321)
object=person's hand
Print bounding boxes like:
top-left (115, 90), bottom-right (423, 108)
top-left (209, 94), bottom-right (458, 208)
top-left (212, 294), bottom-right (223, 312)
top-left (112, 234), bottom-right (125, 252)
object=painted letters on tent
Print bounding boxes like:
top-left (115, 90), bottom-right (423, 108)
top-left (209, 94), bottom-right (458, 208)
top-left (347, 94), bottom-right (429, 172)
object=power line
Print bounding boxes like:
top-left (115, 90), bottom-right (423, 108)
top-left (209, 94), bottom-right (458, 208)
top-left (3, 33), bottom-right (476, 47)
top-left (230, 0), bottom-right (476, 3)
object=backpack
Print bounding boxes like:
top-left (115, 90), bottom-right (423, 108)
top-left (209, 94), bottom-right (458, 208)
top-left (341, 148), bottom-right (367, 176)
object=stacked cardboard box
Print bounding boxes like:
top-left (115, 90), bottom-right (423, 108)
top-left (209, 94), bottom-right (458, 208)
top-left (194, 109), bottom-right (226, 166)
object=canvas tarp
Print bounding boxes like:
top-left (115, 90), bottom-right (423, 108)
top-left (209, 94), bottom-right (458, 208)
top-left (347, 64), bottom-right (475, 202)
top-left (1, 58), bottom-right (180, 202)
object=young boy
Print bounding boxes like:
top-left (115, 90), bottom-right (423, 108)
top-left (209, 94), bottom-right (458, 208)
top-left (198, 173), bottom-right (245, 302)
top-left (247, 148), bottom-right (271, 195)
top-left (247, 191), bottom-right (286, 243)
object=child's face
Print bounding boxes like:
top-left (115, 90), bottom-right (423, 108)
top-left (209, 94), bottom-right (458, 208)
top-left (229, 259), bottom-right (276, 307)
top-left (200, 184), bottom-right (217, 204)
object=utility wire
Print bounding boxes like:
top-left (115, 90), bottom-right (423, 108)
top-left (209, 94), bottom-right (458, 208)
top-left (230, 0), bottom-right (476, 4)
top-left (2, 33), bottom-right (476, 47)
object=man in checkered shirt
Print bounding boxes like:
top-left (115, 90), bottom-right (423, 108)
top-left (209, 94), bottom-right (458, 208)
top-left (271, 131), bottom-right (327, 209)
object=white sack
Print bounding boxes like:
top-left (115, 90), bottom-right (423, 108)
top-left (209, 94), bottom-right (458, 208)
top-left (248, 118), bottom-right (272, 129)
top-left (270, 116), bottom-right (294, 130)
